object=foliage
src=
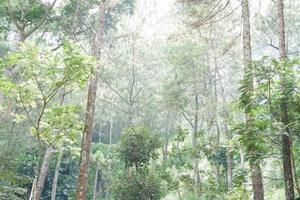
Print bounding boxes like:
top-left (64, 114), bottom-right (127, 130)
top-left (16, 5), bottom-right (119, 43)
top-left (0, 41), bottom-right (93, 144)
top-left (0, 0), bottom-right (299, 199)
top-left (0, 185), bottom-right (27, 200)
top-left (226, 186), bottom-right (250, 200)
top-left (118, 126), bottom-right (161, 169)
top-left (40, 104), bottom-right (83, 144)
top-left (113, 172), bottom-right (163, 200)
top-left (44, 150), bottom-right (80, 199)
top-left (106, 0), bottom-right (136, 30)
top-left (206, 146), bottom-right (227, 167)
top-left (0, 0), bottom-right (50, 24)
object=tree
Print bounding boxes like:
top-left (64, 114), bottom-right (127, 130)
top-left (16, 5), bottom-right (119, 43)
top-left (113, 173), bottom-right (162, 200)
top-left (0, 0), bottom-right (58, 42)
top-left (277, 0), bottom-right (294, 199)
top-left (50, 90), bottom-right (68, 200)
top-left (115, 126), bottom-right (162, 199)
top-left (0, 0), bottom-right (299, 199)
top-left (119, 127), bottom-right (160, 170)
top-left (241, 0), bottom-right (264, 199)
top-left (75, 1), bottom-right (106, 199)
top-left (0, 41), bottom-right (92, 200)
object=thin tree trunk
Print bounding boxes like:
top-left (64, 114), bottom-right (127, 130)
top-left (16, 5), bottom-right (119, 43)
top-left (220, 74), bottom-right (233, 191)
top-left (240, 149), bottom-right (245, 169)
top-left (92, 165), bottom-right (101, 200)
top-left (177, 189), bottom-right (182, 200)
top-left (92, 167), bottom-right (98, 200)
top-left (76, 75), bottom-right (99, 200)
top-left (163, 119), bottom-right (170, 163)
top-left (92, 122), bottom-right (103, 200)
top-left (291, 147), bottom-right (300, 197)
top-left (213, 57), bottom-right (221, 188)
top-left (75, 1), bottom-right (105, 199)
top-left (29, 172), bottom-right (38, 200)
top-left (50, 90), bottom-right (66, 200)
top-left (50, 146), bottom-right (64, 200)
top-left (224, 122), bottom-right (233, 191)
top-left (277, 1), bottom-right (294, 199)
top-left (193, 94), bottom-right (199, 153)
top-left (105, 114), bottom-right (113, 200)
top-left (31, 146), bottom-right (53, 200)
top-left (193, 94), bottom-right (202, 196)
top-left (242, 0), bottom-right (264, 199)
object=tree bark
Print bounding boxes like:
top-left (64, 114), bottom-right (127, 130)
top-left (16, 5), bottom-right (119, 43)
top-left (75, 1), bottom-right (106, 200)
top-left (277, 1), bottom-right (294, 199)
top-left (29, 175), bottom-right (37, 200)
top-left (251, 164), bottom-right (264, 200)
top-left (50, 145), bottom-right (64, 200)
top-left (31, 146), bottom-right (53, 200)
top-left (242, 0), bottom-right (264, 199)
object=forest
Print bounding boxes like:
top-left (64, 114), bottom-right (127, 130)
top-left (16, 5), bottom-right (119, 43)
top-left (0, 0), bottom-right (299, 199)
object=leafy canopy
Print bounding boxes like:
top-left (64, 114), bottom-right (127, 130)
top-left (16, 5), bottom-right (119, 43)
top-left (0, 41), bottom-right (95, 144)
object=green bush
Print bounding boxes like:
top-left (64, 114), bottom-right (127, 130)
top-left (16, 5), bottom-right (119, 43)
top-left (113, 173), bottom-right (162, 200)
top-left (119, 127), bottom-right (161, 169)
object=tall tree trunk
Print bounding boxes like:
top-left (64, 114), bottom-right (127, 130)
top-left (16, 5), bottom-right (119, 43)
top-left (242, 0), bottom-right (264, 199)
top-left (75, 1), bottom-right (105, 199)
top-left (50, 145), bottom-right (64, 200)
top-left (277, 1), bottom-right (294, 199)
top-left (213, 57), bottom-right (221, 188)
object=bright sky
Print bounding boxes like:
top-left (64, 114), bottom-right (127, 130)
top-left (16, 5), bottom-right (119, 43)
top-left (135, 0), bottom-right (272, 40)
top-left (133, 0), bottom-right (177, 40)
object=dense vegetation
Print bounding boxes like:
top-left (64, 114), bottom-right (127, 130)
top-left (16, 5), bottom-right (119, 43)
top-left (0, 0), bottom-right (299, 200)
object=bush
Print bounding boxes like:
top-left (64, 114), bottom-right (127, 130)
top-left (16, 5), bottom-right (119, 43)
top-left (119, 127), bottom-right (161, 169)
top-left (113, 173), bottom-right (162, 200)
